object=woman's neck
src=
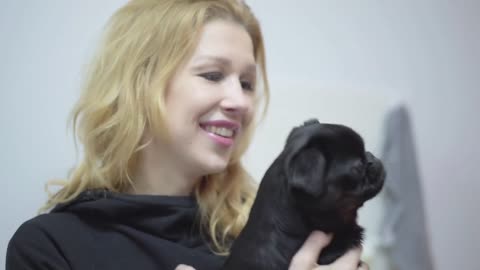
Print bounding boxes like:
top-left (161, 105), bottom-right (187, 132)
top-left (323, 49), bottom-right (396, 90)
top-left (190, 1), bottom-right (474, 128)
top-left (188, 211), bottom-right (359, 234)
top-left (128, 139), bottom-right (201, 196)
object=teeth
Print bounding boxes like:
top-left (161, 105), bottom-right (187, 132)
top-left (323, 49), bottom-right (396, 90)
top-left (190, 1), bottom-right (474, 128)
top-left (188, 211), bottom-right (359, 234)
top-left (204, 126), bottom-right (235, 138)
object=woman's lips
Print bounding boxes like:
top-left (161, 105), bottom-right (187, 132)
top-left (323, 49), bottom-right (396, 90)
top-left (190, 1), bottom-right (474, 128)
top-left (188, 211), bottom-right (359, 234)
top-left (199, 120), bottom-right (240, 147)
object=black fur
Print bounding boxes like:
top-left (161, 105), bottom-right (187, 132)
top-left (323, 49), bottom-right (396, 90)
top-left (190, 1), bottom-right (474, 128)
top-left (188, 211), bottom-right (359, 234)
top-left (222, 119), bottom-right (386, 269)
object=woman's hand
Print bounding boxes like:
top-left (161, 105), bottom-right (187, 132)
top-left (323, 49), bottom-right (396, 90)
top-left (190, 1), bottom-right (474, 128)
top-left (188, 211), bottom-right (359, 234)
top-left (288, 231), bottom-right (368, 270)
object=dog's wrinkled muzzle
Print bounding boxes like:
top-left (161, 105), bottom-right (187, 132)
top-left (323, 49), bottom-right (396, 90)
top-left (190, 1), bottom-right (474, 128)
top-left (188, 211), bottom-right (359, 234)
top-left (361, 152), bottom-right (386, 200)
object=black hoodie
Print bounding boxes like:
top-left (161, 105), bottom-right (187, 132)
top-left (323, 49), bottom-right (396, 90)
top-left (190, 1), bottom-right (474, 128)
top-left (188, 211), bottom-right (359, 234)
top-left (6, 189), bottom-right (226, 270)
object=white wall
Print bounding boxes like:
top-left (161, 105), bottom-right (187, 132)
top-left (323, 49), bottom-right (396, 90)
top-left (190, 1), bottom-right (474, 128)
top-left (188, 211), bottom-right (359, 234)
top-left (1, 1), bottom-right (479, 269)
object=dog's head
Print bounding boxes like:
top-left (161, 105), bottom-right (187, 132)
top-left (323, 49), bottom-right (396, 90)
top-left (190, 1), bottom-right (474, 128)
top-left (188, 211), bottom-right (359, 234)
top-left (283, 119), bottom-right (385, 230)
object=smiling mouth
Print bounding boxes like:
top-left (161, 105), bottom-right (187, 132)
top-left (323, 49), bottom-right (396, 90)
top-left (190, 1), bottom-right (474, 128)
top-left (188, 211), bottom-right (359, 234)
top-left (203, 125), bottom-right (236, 138)
top-left (199, 123), bottom-right (239, 147)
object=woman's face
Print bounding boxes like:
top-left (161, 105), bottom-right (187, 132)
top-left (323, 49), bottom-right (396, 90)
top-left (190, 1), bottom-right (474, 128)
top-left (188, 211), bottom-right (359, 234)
top-left (161, 20), bottom-right (256, 178)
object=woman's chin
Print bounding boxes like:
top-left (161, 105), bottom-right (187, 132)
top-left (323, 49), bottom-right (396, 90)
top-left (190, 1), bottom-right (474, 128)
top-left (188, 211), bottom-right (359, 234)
top-left (205, 162), bottom-right (229, 175)
top-left (197, 148), bottom-right (233, 175)
top-left (198, 156), bottom-right (230, 175)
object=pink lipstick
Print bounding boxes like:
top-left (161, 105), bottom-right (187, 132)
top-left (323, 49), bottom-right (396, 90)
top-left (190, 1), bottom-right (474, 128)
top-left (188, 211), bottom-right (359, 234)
top-left (200, 120), bottom-right (240, 147)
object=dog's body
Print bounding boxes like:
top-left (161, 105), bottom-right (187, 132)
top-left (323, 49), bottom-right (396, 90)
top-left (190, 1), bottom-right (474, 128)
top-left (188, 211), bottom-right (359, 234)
top-left (222, 120), bottom-right (385, 270)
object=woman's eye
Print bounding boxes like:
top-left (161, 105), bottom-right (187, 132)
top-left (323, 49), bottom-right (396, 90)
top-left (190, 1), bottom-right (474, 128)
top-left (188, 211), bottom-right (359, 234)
top-left (240, 80), bottom-right (254, 91)
top-left (200, 72), bottom-right (223, 82)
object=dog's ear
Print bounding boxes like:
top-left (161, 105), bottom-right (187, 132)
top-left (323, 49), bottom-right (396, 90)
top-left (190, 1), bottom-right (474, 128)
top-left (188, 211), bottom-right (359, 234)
top-left (286, 148), bottom-right (327, 197)
top-left (285, 119), bottom-right (321, 146)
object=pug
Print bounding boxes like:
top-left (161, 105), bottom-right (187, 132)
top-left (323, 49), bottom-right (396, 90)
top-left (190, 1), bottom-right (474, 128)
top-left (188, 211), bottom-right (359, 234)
top-left (222, 119), bottom-right (386, 269)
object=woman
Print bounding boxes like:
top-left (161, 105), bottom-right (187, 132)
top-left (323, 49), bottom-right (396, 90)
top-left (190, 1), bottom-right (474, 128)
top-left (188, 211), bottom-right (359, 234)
top-left (7, 0), bottom-right (367, 269)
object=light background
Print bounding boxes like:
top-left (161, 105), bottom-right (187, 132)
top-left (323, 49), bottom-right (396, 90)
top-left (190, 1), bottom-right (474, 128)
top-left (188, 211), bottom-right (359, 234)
top-left (1, 1), bottom-right (479, 269)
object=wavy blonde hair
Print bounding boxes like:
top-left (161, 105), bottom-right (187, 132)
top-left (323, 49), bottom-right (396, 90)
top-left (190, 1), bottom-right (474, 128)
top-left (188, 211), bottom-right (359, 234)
top-left (40, 0), bottom-right (269, 255)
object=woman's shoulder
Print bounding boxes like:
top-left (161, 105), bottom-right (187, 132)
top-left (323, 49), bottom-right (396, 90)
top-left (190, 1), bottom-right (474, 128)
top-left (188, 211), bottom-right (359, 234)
top-left (8, 211), bottom-right (90, 251)
top-left (23, 209), bottom-right (78, 228)
top-left (13, 210), bottom-right (88, 239)
top-left (7, 212), bottom-right (87, 270)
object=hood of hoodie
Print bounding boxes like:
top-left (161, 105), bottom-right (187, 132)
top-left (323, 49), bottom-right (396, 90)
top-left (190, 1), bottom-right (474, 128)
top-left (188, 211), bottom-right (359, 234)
top-left (51, 189), bottom-right (210, 250)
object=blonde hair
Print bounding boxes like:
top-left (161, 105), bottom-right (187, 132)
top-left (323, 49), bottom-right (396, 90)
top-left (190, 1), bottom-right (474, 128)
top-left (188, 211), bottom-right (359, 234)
top-left (41, 0), bottom-right (269, 255)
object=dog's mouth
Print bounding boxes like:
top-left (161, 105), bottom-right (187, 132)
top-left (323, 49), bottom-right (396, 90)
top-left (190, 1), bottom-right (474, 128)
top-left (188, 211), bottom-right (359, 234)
top-left (339, 203), bottom-right (361, 224)
top-left (300, 199), bottom-right (362, 231)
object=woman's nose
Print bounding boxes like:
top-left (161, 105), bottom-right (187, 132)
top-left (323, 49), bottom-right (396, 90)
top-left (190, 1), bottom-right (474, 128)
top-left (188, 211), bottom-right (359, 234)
top-left (220, 78), bottom-right (253, 115)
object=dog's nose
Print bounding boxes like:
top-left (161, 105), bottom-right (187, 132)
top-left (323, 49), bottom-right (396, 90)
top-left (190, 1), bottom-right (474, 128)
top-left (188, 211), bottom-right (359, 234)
top-left (303, 118), bottom-right (320, 126)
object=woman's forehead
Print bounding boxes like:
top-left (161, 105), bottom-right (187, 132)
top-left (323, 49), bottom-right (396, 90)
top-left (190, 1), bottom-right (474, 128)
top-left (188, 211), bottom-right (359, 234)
top-left (188, 20), bottom-right (256, 67)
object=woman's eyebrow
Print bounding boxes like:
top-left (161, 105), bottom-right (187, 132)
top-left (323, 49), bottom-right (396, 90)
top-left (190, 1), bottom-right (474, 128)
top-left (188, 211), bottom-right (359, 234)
top-left (192, 55), bottom-right (256, 74)
top-left (193, 55), bottom-right (231, 66)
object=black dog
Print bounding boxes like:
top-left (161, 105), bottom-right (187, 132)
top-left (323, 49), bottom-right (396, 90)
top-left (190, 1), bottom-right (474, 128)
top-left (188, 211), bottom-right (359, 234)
top-left (222, 119), bottom-right (386, 269)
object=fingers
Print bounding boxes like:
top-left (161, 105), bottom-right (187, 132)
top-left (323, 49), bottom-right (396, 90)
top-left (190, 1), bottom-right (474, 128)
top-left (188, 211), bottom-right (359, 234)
top-left (288, 231), bottom-right (333, 270)
top-left (175, 264), bottom-right (196, 270)
top-left (314, 260), bottom-right (369, 270)
top-left (329, 246), bottom-right (363, 268)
